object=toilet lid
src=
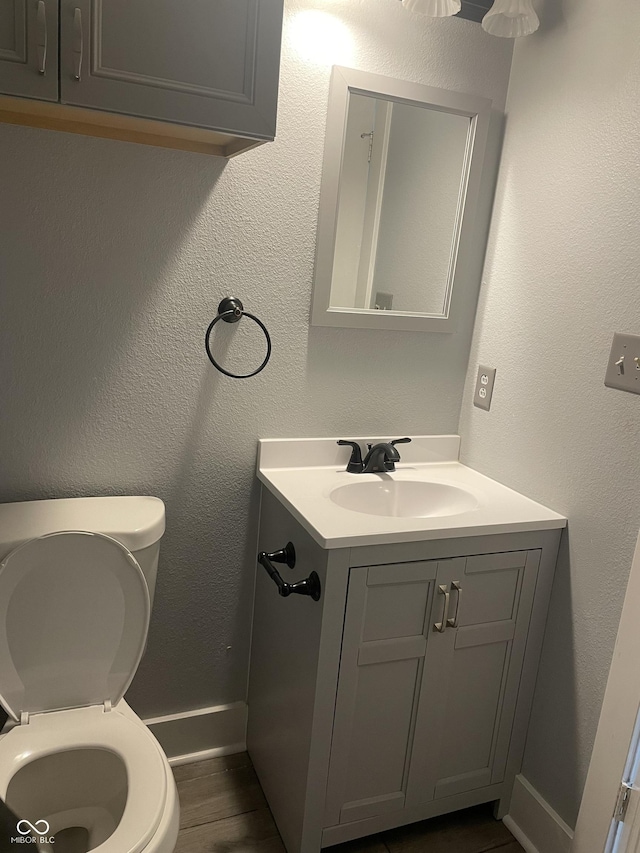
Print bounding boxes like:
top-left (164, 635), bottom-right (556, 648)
top-left (0, 531), bottom-right (150, 721)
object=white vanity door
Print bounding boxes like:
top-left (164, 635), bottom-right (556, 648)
top-left (324, 560), bottom-right (438, 827)
top-left (406, 550), bottom-right (540, 806)
top-left (0, 0), bottom-right (58, 100)
top-left (58, 0), bottom-right (283, 138)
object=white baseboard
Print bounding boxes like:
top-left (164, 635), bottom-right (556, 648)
top-left (504, 775), bottom-right (574, 853)
top-left (144, 701), bottom-right (247, 766)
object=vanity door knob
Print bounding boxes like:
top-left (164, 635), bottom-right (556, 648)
top-left (447, 581), bottom-right (462, 628)
top-left (433, 584), bottom-right (450, 633)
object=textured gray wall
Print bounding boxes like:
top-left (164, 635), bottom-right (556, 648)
top-left (0, 0), bottom-right (512, 718)
top-left (459, 0), bottom-right (640, 827)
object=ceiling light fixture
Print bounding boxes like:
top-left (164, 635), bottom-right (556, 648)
top-left (481, 0), bottom-right (540, 37)
top-left (401, 0), bottom-right (462, 18)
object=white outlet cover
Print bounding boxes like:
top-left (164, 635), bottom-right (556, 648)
top-left (474, 365), bottom-right (496, 411)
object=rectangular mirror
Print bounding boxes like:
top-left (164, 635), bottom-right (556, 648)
top-left (311, 67), bottom-right (493, 332)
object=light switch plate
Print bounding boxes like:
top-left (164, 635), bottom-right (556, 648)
top-left (474, 365), bottom-right (496, 411)
top-left (605, 333), bottom-right (640, 395)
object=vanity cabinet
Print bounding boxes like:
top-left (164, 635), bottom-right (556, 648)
top-left (325, 550), bottom-right (539, 826)
top-left (0, 0), bottom-right (283, 156)
top-left (248, 490), bottom-right (562, 853)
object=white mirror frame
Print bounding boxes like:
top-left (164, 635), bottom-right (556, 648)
top-left (311, 67), bottom-right (492, 333)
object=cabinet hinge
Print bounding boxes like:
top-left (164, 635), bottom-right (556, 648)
top-left (615, 782), bottom-right (633, 823)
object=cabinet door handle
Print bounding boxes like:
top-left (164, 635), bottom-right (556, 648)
top-left (73, 7), bottom-right (83, 80)
top-left (36, 0), bottom-right (47, 74)
top-left (447, 581), bottom-right (462, 628)
top-left (433, 584), bottom-right (450, 633)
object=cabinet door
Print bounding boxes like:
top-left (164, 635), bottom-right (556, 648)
top-left (406, 550), bottom-right (540, 807)
top-left (59, 0), bottom-right (283, 138)
top-left (0, 0), bottom-right (58, 100)
top-left (324, 561), bottom-right (438, 826)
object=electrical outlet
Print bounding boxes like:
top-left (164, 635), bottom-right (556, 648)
top-left (473, 365), bottom-right (496, 411)
top-left (605, 333), bottom-right (640, 395)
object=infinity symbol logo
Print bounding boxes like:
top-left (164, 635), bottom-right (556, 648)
top-left (16, 819), bottom-right (50, 836)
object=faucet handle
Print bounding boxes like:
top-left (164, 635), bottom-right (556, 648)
top-left (384, 437), bottom-right (411, 472)
top-left (337, 440), bottom-right (364, 474)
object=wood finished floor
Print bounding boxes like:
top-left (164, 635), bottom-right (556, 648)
top-left (173, 753), bottom-right (524, 853)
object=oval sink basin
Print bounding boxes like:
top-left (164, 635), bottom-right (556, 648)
top-left (330, 480), bottom-right (478, 519)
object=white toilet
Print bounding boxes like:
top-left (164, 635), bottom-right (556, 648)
top-left (0, 496), bottom-right (179, 853)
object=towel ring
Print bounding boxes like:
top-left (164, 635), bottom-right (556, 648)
top-left (205, 297), bottom-right (272, 379)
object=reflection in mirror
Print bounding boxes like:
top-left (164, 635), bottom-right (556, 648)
top-left (311, 67), bottom-right (493, 332)
top-left (331, 94), bottom-right (471, 317)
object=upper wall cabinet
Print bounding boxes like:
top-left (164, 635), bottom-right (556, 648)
top-left (0, 0), bottom-right (284, 157)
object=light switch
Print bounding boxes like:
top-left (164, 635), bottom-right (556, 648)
top-left (473, 365), bottom-right (496, 411)
top-left (605, 333), bottom-right (640, 395)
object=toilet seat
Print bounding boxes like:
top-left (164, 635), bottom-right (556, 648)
top-left (0, 705), bottom-right (167, 853)
top-left (0, 530), bottom-right (150, 720)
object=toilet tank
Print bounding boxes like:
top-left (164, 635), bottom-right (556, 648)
top-left (0, 496), bottom-right (166, 608)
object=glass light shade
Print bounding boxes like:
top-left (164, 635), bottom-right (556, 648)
top-left (482, 0), bottom-right (540, 37)
top-left (402, 0), bottom-right (462, 17)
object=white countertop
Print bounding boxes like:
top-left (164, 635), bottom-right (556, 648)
top-left (257, 435), bottom-right (566, 549)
